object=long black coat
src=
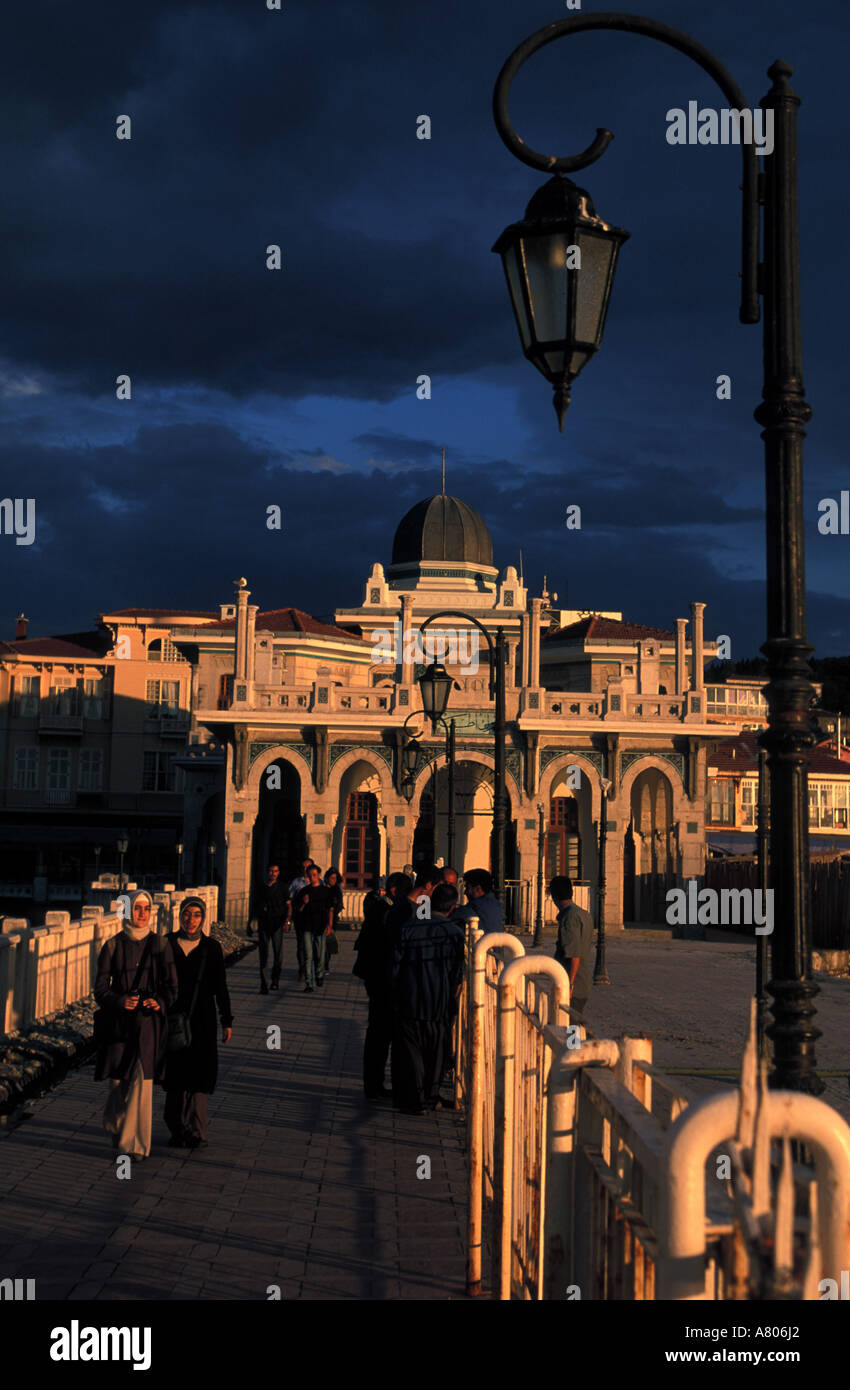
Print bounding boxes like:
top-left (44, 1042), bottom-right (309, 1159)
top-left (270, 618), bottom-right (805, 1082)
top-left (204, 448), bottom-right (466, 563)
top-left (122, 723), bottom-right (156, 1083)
top-left (94, 931), bottom-right (178, 1082)
top-left (162, 934), bottom-right (233, 1095)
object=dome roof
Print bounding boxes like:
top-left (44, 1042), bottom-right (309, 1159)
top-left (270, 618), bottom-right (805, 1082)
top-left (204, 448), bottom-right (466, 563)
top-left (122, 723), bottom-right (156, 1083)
top-left (391, 495), bottom-right (494, 567)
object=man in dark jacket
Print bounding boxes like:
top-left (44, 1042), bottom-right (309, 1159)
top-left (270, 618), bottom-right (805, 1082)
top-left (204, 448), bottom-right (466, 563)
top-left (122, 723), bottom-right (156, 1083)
top-left (292, 864), bottom-right (334, 992)
top-left (452, 868), bottom-right (503, 934)
top-left (551, 875), bottom-right (594, 1017)
top-left (256, 863), bottom-right (290, 993)
top-left (390, 880), bottom-right (465, 1114)
top-left (162, 896), bottom-right (233, 1149)
top-left (354, 872), bottom-right (411, 1099)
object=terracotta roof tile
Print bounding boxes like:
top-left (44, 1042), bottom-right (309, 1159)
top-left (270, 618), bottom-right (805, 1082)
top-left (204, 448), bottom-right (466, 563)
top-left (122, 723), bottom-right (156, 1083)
top-left (181, 607), bottom-right (367, 642)
top-left (100, 608), bottom-right (219, 620)
top-left (0, 638), bottom-right (104, 658)
top-left (543, 615), bottom-right (676, 643)
top-left (709, 729), bottom-right (849, 776)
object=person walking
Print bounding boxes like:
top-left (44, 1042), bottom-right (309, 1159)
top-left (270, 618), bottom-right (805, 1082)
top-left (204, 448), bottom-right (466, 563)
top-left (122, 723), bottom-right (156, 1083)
top-left (323, 868), bottom-right (343, 976)
top-left (289, 858), bottom-right (315, 981)
top-left (353, 872), bottom-right (411, 1099)
top-left (292, 865), bottom-right (334, 993)
top-left (256, 863), bottom-right (290, 993)
top-left (94, 889), bottom-right (178, 1160)
top-left (452, 867), bottom-right (503, 933)
top-left (162, 896), bottom-right (233, 1150)
top-left (550, 875), bottom-right (594, 1018)
top-left (390, 880), bottom-right (465, 1115)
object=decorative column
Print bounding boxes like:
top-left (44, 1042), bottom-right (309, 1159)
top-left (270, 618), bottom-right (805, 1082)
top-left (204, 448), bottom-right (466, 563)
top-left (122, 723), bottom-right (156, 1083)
top-left (520, 610), bottom-right (531, 690)
top-left (689, 602), bottom-right (705, 693)
top-left (233, 578), bottom-right (250, 699)
top-left (529, 598), bottom-right (543, 689)
top-left (675, 618), bottom-right (688, 695)
top-left (400, 594), bottom-right (414, 686)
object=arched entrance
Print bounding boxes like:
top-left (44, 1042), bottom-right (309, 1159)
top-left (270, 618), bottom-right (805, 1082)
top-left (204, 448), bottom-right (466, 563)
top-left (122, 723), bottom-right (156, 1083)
top-left (624, 767), bottom-right (675, 924)
top-left (252, 759), bottom-right (305, 901)
top-left (415, 759), bottom-right (515, 878)
top-left (331, 759), bottom-right (384, 887)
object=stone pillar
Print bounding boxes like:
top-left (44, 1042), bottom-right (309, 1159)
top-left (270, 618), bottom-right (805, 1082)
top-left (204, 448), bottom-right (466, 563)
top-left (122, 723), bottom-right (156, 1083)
top-left (690, 602), bottom-right (706, 692)
top-left (245, 605), bottom-right (258, 684)
top-left (529, 598), bottom-right (543, 688)
top-left (520, 611), bottom-right (531, 690)
top-left (234, 579), bottom-right (250, 684)
top-left (675, 618), bottom-right (688, 695)
top-left (400, 594), bottom-right (414, 686)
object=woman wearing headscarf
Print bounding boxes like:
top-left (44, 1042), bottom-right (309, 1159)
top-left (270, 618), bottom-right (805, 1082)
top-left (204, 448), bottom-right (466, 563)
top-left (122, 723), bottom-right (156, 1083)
top-left (94, 889), bottom-right (178, 1159)
top-left (323, 868), bottom-right (343, 976)
top-left (161, 896), bottom-right (233, 1149)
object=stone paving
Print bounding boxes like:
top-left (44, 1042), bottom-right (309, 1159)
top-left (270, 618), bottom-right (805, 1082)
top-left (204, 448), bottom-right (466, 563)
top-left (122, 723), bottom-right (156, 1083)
top-left (1, 929), bottom-right (848, 1303)
top-left (0, 936), bottom-right (469, 1301)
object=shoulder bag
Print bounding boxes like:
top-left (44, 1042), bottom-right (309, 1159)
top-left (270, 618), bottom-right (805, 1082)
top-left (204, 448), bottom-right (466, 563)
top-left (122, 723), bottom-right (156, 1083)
top-left (167, 943), bottom-right (208, 1053)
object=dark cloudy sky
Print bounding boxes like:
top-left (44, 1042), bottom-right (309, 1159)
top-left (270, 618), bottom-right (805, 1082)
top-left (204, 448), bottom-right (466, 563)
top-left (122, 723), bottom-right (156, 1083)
top-left (2, 0), bottom-right (847, 656)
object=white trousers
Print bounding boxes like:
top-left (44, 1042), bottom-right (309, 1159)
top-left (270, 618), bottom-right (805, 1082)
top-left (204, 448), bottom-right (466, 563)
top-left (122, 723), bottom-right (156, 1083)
top-left (103, 1058), bottom-right (153, 1157)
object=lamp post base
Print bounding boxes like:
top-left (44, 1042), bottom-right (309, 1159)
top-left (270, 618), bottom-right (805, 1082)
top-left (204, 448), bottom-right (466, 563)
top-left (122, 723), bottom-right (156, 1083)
top-left (766, 978), bottom-right (824, 1094)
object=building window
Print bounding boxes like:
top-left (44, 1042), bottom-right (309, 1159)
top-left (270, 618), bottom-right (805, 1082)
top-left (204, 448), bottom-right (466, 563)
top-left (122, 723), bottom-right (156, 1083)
top-left (46, 675), bottom-right (80, 715)
top-left (146, 679), bottom-right (181, 717)
top-left (13, 675), bottom-right (39, 717)
top-left (546, 797), bottom-right (581, 879)
top-left (78, 749), bottom-right (104, 792)
top-left (143, 751), bottom-right (173, 792)
top-left (708, 779), bottom-right (735, 826)
top-left (503, 591), bottom-right (514, 607)
top-left (47, 747), bottom-right (72, 792)
top-left (369, 589), bottom-right (381, 603)
top-left (741, 781), bottom-right (756, 828)
top-left (147, 637), bottom-right (185, 663)
top-left (13, 747), bottom-right (39, 790)
top-left (83, 674), bottom-right (107, 719)
top-left (342, 792), bottom-right (379, 889)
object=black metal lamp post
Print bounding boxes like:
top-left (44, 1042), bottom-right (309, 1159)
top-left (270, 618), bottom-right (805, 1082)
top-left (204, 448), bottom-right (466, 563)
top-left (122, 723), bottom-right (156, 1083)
top-left (594, 778), bottom-right (613, 985)
top-left (533, 802), bottom-right (545, 946)
top-left (493, 14), bottom-right (820, 1093)
top-left (208, 841), bottom-right (216, 885)
top-left (116, 836), bottom-right (128, 891)
top-left (176, 840), bottom-right (184, 890)
top-left (416, 612), bottom-right (508, 909)
top-left (93, 844), bottom-right (102, 885)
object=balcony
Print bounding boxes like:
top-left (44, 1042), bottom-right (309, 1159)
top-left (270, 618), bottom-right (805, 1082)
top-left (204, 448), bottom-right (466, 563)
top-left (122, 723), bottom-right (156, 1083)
top-left (39, 712), bottom-right (83, 734)
top-left (144, 707), bottom-right (191, 738)
top-left (45, 788), bottom-right (73, 806)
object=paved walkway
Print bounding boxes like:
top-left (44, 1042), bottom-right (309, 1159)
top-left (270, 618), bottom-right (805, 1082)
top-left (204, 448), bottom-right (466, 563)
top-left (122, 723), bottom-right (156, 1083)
top-left (0, 937), bottom-right (469, 1301)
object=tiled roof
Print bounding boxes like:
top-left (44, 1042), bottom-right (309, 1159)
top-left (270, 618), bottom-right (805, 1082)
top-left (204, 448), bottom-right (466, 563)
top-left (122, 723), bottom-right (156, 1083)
top-left (710, 729), bottom-right (849, 776)
top-left (185, 607), bottom-right (368, 642)
top-left (0, 638), bottom-right (104, 658)
top-left (543, 615), bottom-right (676, 643)
top-left (100, 608), bottom-right (219, 620)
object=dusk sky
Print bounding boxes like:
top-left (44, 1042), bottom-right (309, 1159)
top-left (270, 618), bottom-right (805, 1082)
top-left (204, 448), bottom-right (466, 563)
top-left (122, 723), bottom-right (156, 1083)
top-left (2, 0), bottom-right (847, 656)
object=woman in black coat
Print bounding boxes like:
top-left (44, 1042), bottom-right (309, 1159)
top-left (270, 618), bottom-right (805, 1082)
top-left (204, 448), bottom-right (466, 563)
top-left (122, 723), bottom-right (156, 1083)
top-left (94, 888), bottom-right (178, 1159)
top-left (162, 896), bottom-right (233, 1149)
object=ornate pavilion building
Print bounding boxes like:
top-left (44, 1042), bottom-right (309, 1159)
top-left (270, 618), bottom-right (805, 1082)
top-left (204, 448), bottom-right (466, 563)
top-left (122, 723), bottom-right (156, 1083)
top-left (173, 494), bottom-right (733, 929)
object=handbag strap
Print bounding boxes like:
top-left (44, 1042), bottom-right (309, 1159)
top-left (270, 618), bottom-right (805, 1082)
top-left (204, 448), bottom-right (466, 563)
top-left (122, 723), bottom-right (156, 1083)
top-left (185, 943), bottom-right (208, 1021)
top-left (120, 934), bottom-right (152, 995)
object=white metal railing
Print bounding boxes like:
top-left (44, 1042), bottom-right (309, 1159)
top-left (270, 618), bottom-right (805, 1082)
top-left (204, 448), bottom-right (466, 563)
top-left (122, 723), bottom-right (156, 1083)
top-left (456, 947), bottom-right (850, 1300)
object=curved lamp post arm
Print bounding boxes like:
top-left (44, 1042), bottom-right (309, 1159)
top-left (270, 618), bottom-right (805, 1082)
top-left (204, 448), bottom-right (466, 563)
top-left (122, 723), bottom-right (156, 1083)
top-left (492, 12), bottom-right (759, 324)
top-left (418, 608), bottom-right (498, 699)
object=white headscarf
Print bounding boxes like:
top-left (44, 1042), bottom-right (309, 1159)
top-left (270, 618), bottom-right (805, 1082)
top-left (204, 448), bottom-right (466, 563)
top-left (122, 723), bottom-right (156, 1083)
top-left (121, 888), bottom-right (154, 941)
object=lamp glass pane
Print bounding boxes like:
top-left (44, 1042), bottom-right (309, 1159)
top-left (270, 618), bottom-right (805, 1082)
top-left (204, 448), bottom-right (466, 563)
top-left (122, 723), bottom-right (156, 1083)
top-left (525, 233), bottom-right (573, 344)
top-left (504, 245), bottom-right (532, 350)
top-left (574, 232), bottom-right (616, 345)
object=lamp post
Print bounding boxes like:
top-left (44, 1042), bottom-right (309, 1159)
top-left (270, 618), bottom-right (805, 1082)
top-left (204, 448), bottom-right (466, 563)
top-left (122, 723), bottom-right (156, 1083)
top-left (533, 802), bottom-right (545, 947)
top-left (417, 614), bottom-right (508, 909)
top-left (594, 778), bottom-right (613, 985)
top-left (208, 841), bottom-right (216, 885)
top-left (116, 836), bottom-right (128, 891)
top-left (493, 15), bottom-right (821, 1093)
top-left (93, 844), bottom-right (102, 885)
top-left (176, 840), bottom-right (184, 890)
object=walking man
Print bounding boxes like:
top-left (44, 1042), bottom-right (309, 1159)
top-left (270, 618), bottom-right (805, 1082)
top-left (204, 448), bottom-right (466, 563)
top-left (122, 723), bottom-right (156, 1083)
top-left (289, 857), bottom-right (315, 981)
top-left (550, 875), bottom-right (594, 1018)
top-left (292, 865), bottom-right (334, 993)
top-left (390, 880), bottom-right (465, 1114)
top-left (256, 863), bottom-right (290, 994)
top-left (354, 871), bottom-right (412, 1099)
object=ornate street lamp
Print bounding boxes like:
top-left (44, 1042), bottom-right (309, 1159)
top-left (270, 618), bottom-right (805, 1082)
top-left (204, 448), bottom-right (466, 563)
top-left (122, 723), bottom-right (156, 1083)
top-left (116, 835), bottom-right (128, 890)
top-left (493, 175), bottom-right (630, 431)
top-left (419, 662), bottom-right (454, 731)
top-left (493, 14), bottom-right (819, 1093)
top-left (208, 841), bottom-right (217, 884)
top-left (176, 840), bottom-right (184, 890)
top-left (594, 778), bottom-right (613, 985)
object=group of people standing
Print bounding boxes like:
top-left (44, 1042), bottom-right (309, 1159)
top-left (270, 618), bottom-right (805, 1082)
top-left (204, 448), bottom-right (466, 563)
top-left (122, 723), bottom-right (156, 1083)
top-left (94, 889), bottom-right (233, 1161)
top-left (353, 864), bottom-right (503, 1114)
top-left (254, 859), bottom-right (343, 994)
